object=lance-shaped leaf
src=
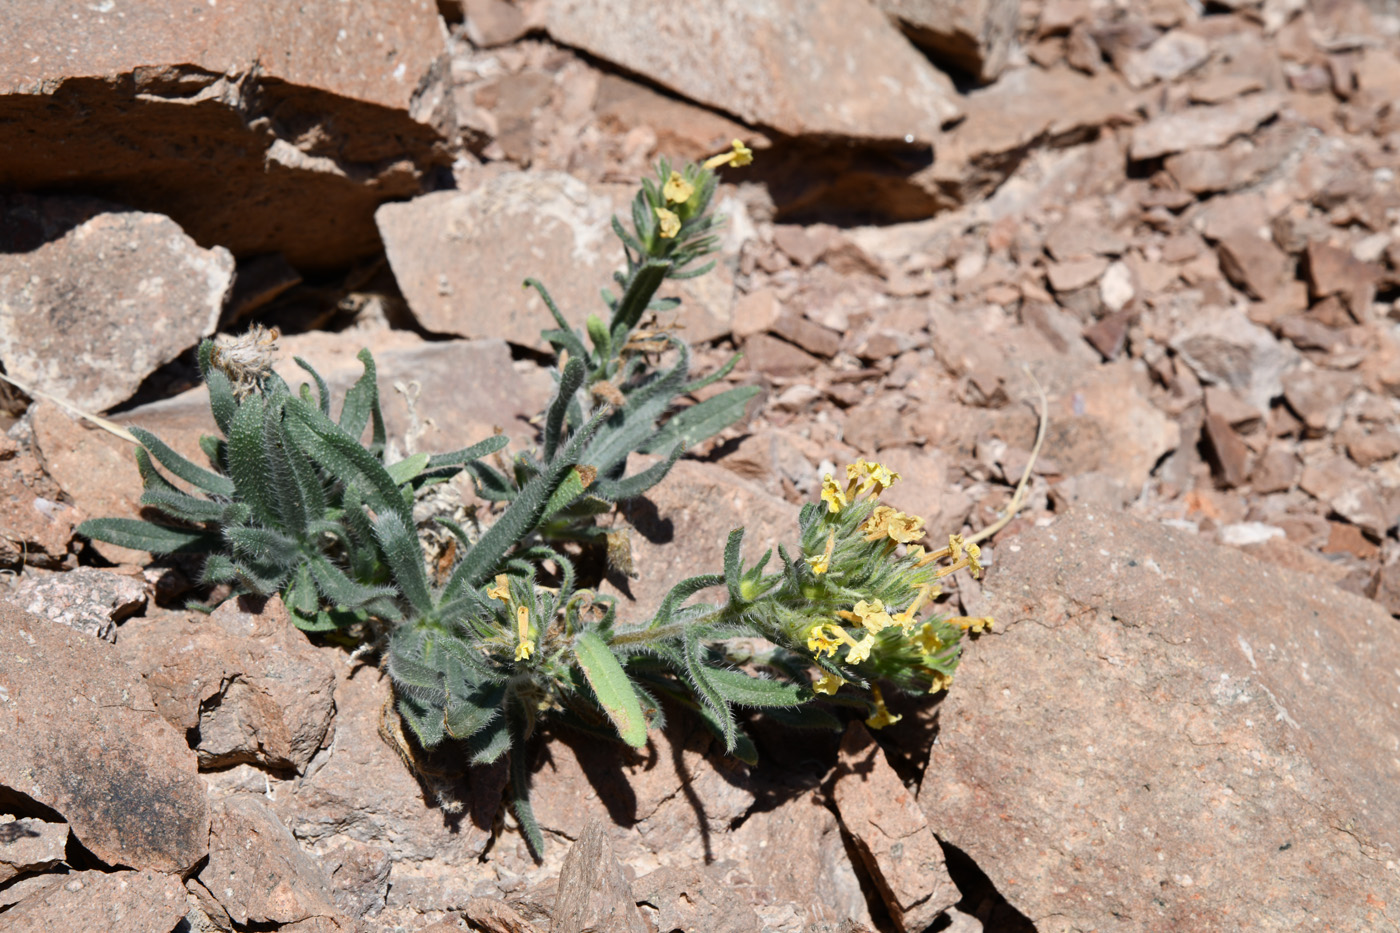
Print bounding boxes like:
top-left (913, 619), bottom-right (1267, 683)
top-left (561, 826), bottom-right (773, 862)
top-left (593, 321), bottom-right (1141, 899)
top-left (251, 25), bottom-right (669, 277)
top-left (284, 397), bottom-right (410, 524)
top-left (609, 258), bottom-right (671, 346)
top-left (76, 518), bottom-right (220, 555)
top-left (338, 349), bottom-right (386, 454)
top-left (702, 667), bottom-right (810, 707)
top-left (427, 434), bottom-right (509, 471)
top-left (723, 527), bottom-right (746, 605)
top-left (647, 572), bottom-right (723, 629)
top-left (373, 511), bottom-right (434, 615)
top-left (573, 630), bottom-right (647, 747)
top-left (681, 628), bottom-right (736, 751)
top-left (543, 357), bottom-right (586, 463)
top-left (129, 427), bottom-right (234, 498)
top-left (293, 356), bottom-right (332, 416)
top-left (642, 385), bottom-right (759, 456)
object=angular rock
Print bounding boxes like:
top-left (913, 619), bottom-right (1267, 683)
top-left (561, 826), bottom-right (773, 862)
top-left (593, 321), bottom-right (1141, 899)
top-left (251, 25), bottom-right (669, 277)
top-left (632, 865), bottom-right (763, 933)
top-left (0, 441), bottom-right (78, 569)
top-left (1298, 455), bottom-right (1393, 538)
top-left (545, 0), bottom-right (961, 143)
top-left (1282, 369), bottom-right (1358, 435)
top-left (549, 820), bottom-right (647, 933)
top-left (378, 174), bottom-right (737, 348)
top-left (743, 334), bottom-right (823, 380)
top-left (1047, 256), bottom-right (1108, 293)
top-left (1216, 229), bottom-right (1293, 302)
top-left (0, 869), bottom-right (185, 933)
top-left (203, 795), bottom-right (351, 929)
top-left (732, 288), bottom-right (783, 341)
top-left (607, 459), bottom-right (798, 621)
top-left (1171, 306), bottom-right (1298, 412)
top-left (1129, 93), bottom-right (1284, 160)
top-left (0, 818), bottom-right (68, 883)
top-left (1250, 444), bottom-right (1300, 494)
top-left (876, 0), bottom-right (1021, 81)
top-left (0, 198), bottom-right (230, 411)
top-left (0, 1), bottom-right (453, 271)
top-left (833, 723), bottom-right (958, 932)
top-left (0, 603), bottom-right (208, 874)
top-left (1202, 412), bottom-right (1251, 488)
top-left (1164, 120), bottom-right (1307, 195)
top-left (1304, 239), bottom-right (1380, 312)
top-left (1119, 29), bottom-right (1211, 88)
top-left (7, 567), bottom-right (146, 642)
top-left (1049, 361), bottom-right (1179, 492)
top-left (921, 509), bottom-right (1400, 931)
top-left (118, 596), bottom-right (336, 772)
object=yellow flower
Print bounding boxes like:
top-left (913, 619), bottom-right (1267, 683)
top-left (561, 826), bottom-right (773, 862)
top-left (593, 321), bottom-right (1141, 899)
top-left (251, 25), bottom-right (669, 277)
top-left (487, 574), bottom-right (511, 603)
top-left (948, 615), bottom-right (994, 634)
top-left (663, 170), bottom-right (694, 204)
top-left (807, 623), bottom-right (842, 658)
top-left (845, 633), bottom-right (876, 665)
top-left (912, 621), bottom-right (945, 654)
top-left (514, 604), bottom-right (534, 661)
top-left (702, 138), bottom-right (754, 170)
top-left (655, 206), bottom-right (681, 239)
top-left (927, 670), bottom-right (954, 694)
top-left (806, 530), bottom-right (836, 575)
top-left (892, 585), bottom-right (932, 631)
top-left (839, 599), bottom-right (894, 634)
top-left (861, 506), bottom-right (924, 544)
top-left (845, 459), bottom-right (901, 498)
top-left (813, 671), bottom-right (845, 695)
top-left (820, 473), bottom-right (848, 513)
top-left (865, 686), bottom-right (902, 730)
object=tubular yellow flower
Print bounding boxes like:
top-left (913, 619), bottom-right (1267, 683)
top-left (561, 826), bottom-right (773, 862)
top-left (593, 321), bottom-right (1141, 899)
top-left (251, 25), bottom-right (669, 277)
top-left (892, 584), bottom-right (932, 631)
top-left (813, 671), bottom-right (845, 695)
top-left (820, 474), bottom-right (848, 513)
top-left (838, 599), bottom-right (894, 634)
top-left (663, 170), bottom-right (694, 204)
top-left (912, 621), bottom-right (945, 654)
top-left (845, 459), bottom-right (900, 498)
top-left (845, 632), bottom-right (876, 665)
top-left (655, 206), bottom-right (681, 239)
top-left (487, 574), bottom-right (511, 603)
top-left (514, 604), bottom-right (534, 660)
top-left (927, 670), bottom-right (954, 694)
top-left (806, 530), bottom-right (836, 575)
top-left (702, 138), bottom-right (754, 170)
top-left (861, 506), bottom-right (924, 544)
top-left (865, 686), bottom-right (902, 730)
top-left (947, 615), bottom-right (994, 634)
top-left (807, 623), bottom-right (842, 658)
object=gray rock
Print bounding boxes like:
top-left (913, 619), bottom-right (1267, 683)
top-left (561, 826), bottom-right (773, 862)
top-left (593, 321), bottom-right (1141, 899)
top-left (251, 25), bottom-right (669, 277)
top-left (0, 603), bottom-right (208, 875)
top-left (876, 0), bottom-right (1020, 81)
top-left (1171, 306), bottom-right (1298, 413)
top-left (1130, 93), bottom-right (1284, 161)
top-left (7, 567), bottom-right (146, 642)
top-left (0, 198), bottom-right (230, 411)
top-left (549, 820), bottom-right (647, 933)
top-left (544, 0), bottom-right (961, 143)
top-left (921, 509), bottom-right (1400, 931)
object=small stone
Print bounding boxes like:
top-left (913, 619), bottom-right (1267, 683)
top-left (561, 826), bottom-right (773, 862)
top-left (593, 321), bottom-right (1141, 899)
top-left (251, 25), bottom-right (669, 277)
top-left (1216, 230), bottom-right (1294, 302)
top-left (549, 820), bottom-right (647, 933)
top-left (1340, 420), bottom-right (1400, 467)
top-left (1171, 306), bottom-right (1298, 413)
top-left (1204, 385), bottom-right (1264, 429)
top-left (875, 0), bottom-right (1022, 80)
top-left (7, 567), bottom-right (146, 642)
top-left (463, 0), bottom-right (533, 47)
top-left (1047, 256), bottom-right (1109, 292)
top-left (1119, 29), bottom-right (1211, 88)
top-left (1099, 260), bottom-right (1135, 311)
top-left (1203, 413), bottom-right (1251, 488)
top-left (732, 288), bottom-right (782, 340)
top-left (0, 818), bottom-right (69, 883)
top-left (772, 225), bottom-right (834, 268)
top-left (1130, 93), bottom-right (1284, 160)
top-left (1217, 522), bottom-right (1285, 547)
top-left (742, 334), bottom-right (822, 380)
top-left (771, 311), bottom-right (842, 358)
top-left (1367, 563), bottom-right (1400, 616)
top-left (1282, 370), bottom-right (1358, 434)
top-left (0, 869), bottom-right (185, 933)
top-left (1189, 73), bottom-right (1265, 104)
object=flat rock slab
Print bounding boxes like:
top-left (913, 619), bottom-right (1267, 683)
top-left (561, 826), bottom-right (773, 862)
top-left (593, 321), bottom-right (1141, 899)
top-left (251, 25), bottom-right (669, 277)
top-left (1130, 93), bottom-right (1284, 161)
top-left (377, 173), bottom-right (737, 348)
top-left (0, 818), bottom-right (69, 883)
top-left (0, 197), bottom-right (230, 411)
top-left (6, 567), bottom-right (146, 642)
top-left (875, 0), bottom-right (1021, 80)
top-left (0, 604), bottom-right (208, 874)
top-left (920, 509), bottom-right (1400, 932)
top-left (544, 0), bottom-right (960, 143)
top-left (0, 869), bottom-right (186, 933)
top-left (0, 0), bottom-right (451, 270)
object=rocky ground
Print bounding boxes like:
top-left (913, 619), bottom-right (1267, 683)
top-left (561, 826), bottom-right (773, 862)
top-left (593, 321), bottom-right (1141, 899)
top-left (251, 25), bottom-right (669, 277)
top-left (3, 0), bottom-right (1400, 930)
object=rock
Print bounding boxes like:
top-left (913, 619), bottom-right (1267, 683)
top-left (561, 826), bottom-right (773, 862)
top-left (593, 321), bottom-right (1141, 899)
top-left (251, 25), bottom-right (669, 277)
top-left (0, 603), bottom-right (208, 874)
top-left (463, 0), bottom-right (537, 47)
top-left (118, 595), bottom-right (336, 772)
top-left (918, 67), bottom-right (1133, 208)
top-left (0, 1), bottom-right (453, 271)
top-left (1216, 229), bottom-right (1294, 302)
top-left (320, 838), bottom-right (392, 921)
top-left (1304, 239), bottom-right (1380, 315)
top-left (1202, 412), bottom-right (1251, 488)
top-left (1281, 369), bottom-right (1358, 435)
top-left (29, 401), bottom-right (146, 565)
top-left (544, 0), bottom-right (961, 144)
top-left (0, 869), bottom-right (185, 933)
top-left (1129, 93), bottom-right (1284, 161)
top-left (771, 311), bottom-right (842, 359)
top-left (1050, 362), bottom-right (1179, 492)
top-left (0, 443), bottom-right (76, 570)
top-left (1164, 120), bottom-right (1307, 195)
top-left (632, 865), bottom-right (763, 933)
top-left (1367, 562), bottom-right (1400, 616)
top-left (0, 197), bottom-right (230, 411)
top-left (1171, 306), bottom-right (1298, 413)
top-left (1046, 256), bottom-right (1109, 293)
top-left (466, 896), bottom-right (547, 933)
top-left (1119, 29), bottom-right (1211, 88)
top-left (732, 288), bottom-right (783, 340)
top-left (742, 334), bottom-right (823, 380)
top-left (0, 818), bottom-right (68, 883)
top-left (921, 509), bottom-right (1400, 931)
top-left (1098, 260), bottom-right (1135, 312)
top-left (875, 0), bottom-right (1021, 81)
top-left (1216, 521), bottom-right (1285, 547)
top-left (6, 567), bottom-right (146, 642)
top-left (833, 723), bottom-right (958, 932)
top-left (203, 795), bottom-right (351, 930)
top-left (609, 459), bottom-right (799, 622)
top-left (1298, 455), bottom-right (1393, 537)
top-left (549, 819), bottom-right (647, 933)
top-left (1249, 444), bottom-right (1300, 493)
top-left (378, 174), bottom-right (737, 348)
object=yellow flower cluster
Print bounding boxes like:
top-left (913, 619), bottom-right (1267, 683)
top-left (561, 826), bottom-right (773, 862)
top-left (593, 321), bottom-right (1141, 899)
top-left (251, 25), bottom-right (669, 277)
top-left (865, 685), bottom-right (902, 730)
top-left (488, 573), bottom-right (535, 661)
top-left (657, 141), bottom-right (753, 240)
top-left (806, 622), bottom-right (875, 664)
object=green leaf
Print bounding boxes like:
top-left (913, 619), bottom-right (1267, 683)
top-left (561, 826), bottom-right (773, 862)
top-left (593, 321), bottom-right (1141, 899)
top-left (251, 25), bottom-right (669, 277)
top-left (543, 357), bottom-right (586, 463)
top-left (284, 397), bottom-right (411, 524)
top-left (642, 385), bottom-right (759, 455)
top-left (372, 511), bottom-right (434, 615)
top-left (427, 434), bottom-right (509, 470)
top-left (649, 573), bottom-right (723, 629)
top-left (206, 371), bottom-right (237, 436)
top-left (225, 525), bottom-right (300, 565)
top-left (386, 452), bottom-right (431, 486)
top-left (138, 487), bottom-right (225, 525)
top-left (573, 630), bottom-right (648, 747)
top-left (398, 695), bottom-right (446, 749)
top-left (590, 443), bottom-right (680, 502)
top-left (129, 427), bottom-right (234, 498)
top-left (682, 628), bottom-right (736, 752)
top-left (226, 393), bottom-right (277, 525)
top-left (542, 466), bottom-right (589, 520)
top-left (585, 314), bottom-right (611, 363)
top-left (723, 527), bottom-right (745, 605)
top-left (704, 667), bottom-right (810, 707)
top-left (293, 357), bottom-right (333, 416)
top-left (444, 695), bottom-right (500, 741)
top-left (468, 715), bottom-right (512, 764)
top-left (307, 554), bottom-right (397, 609)
top-left (76, 518), bottom-right (219, 554)
top-left (508, 710), bottom-right (544, 862)
top-left (609, 259), bottom-right (671, 346)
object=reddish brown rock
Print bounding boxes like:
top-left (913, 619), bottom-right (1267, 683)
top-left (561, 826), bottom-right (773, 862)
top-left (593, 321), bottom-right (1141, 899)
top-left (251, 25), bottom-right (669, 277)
top-left (1119, 29), bottom-right (1210, 88)
top-left (1216, 229), bottom-right (1294, 302)
top-left (0, 198), bottom-right (230, 411)
top-left (742, 334), bottom-right (823, 380)
top-left (0, 1), bottom-right (453, 270)
top-left (875, 0), bottom-right (1022, 80)
top-left (1048, 362), bottom-right (1179, 492)
top-left (7, 567), bottom-right (146, 642)
top-left (549, 820), bottom-right (647, 933)
top-left (1249, 444), bottom-right (1300, 493)
top-left (0, 603), bottom-right (208, 874)
top-left (921, 509), bottom-right (1400, 931)
top-left (0, 869), bottom-right (185, 933)
top-left (119, 596), bottom-right (335, 772)
top-left (731, 288), bottom-right (783, 340)
top-left (203, 795), bottom-right (352, 930)
top-left (1130, 93), bottom-right (1284, 160)
top-left (1282, 369), bottom-right (1358, 434)
top-left (545, 0), bottom-right (960, 144)
top-left (833, 723), bottom-right (958, 932)
top-left (1171, 306), bottom-right (1298, 412)
top-left (0, 818), bottom-right (68, 883)
top-left (1304, 239), bottom-right (1381, 316)
top-left (0, 443), bottom-right (78, 569)
top-left (1203, 412), bottom-right (1251, 488)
